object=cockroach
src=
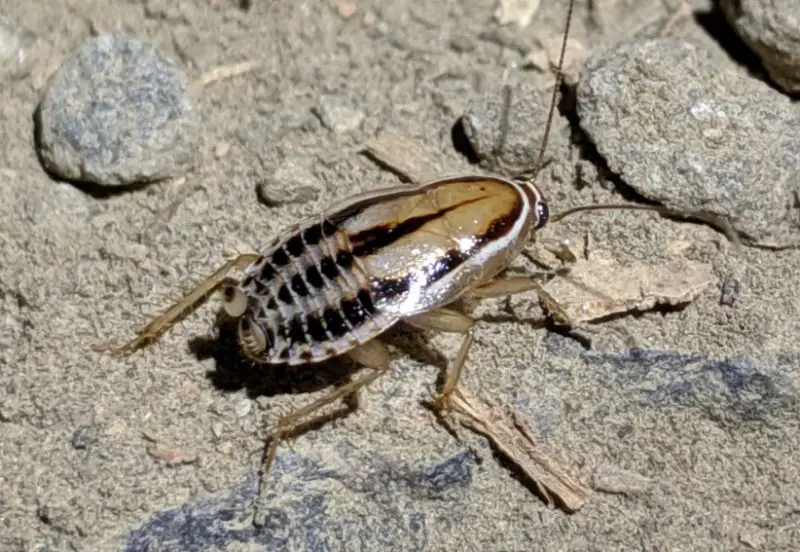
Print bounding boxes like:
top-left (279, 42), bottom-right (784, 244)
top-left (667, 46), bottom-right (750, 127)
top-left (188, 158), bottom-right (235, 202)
top-left (100, 0), bottom-right (667, 507)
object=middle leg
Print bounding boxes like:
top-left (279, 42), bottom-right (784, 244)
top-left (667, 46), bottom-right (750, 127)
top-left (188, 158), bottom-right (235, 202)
top-left (405, 307), bottom-right (475, 411)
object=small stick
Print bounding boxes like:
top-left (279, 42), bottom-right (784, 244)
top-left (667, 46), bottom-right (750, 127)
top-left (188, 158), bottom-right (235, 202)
top-left (660, 1), bottom-right (692, 38)
top-left (193, 60), bottom-right (261, 91)
top-left (448, 387), bottom-right (592, 513)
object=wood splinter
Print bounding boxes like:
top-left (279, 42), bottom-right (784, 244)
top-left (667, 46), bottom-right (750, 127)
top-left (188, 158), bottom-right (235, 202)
top-left (447, 387), bottom-right (593, 513)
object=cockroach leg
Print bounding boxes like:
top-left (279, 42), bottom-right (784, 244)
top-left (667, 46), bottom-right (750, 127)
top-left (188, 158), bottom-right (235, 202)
top-left (471, 276), bottom-right (550, 299)
top-left (258, 339), bottom-right (393, 489)
top-left (473, 276), bottom-right (575, 327)
top-left (99, 253), bottom-right (261, 356)
top-left (406, 308), bottom-right (475, 412)
top-left (405, 307), bottom-right (474, 334)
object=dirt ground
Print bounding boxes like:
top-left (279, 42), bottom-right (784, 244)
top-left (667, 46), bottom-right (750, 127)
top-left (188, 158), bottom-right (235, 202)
top-left (1, 0), bottom-right (799, 551)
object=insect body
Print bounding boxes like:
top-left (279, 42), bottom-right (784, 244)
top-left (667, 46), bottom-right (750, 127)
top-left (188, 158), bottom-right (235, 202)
top-left (226, 176), bottom-right (548, 366)
top-left (101, 0), bottom-right (577, 523)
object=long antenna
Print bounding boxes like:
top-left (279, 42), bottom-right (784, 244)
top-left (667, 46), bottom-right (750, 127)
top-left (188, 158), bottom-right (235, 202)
top-left (551, 202), bottom-right (742, 249)
top-left (550, 203), bottom-right (660, 223)
top-left (530, 0), bottom-right (575, 182)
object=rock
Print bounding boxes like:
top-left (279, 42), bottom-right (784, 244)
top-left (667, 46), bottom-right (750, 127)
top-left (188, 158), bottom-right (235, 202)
top-left (577, 38), bottom-right (800, 246)
top-left (461, 82), bottom-right (569, 175)
top-left (312, 95), bottom-right (364, 134)
top-left (71, 425), bottom-right (99, 450)
top-left (255, 158), bottom-right (321, 206)
top-left (720, 0), bottom-right (800, 94)
top-left (36, 33), bottom-right (199, 187)
top-left (123, 450), bottom-right (470, 550)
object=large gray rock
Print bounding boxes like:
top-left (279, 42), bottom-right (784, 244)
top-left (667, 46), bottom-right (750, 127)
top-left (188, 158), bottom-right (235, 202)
top-left (461, 82), bottom-right (570, 175)
top-left (36, 33), bottom-right (199, 187)
top-left (720, 0), bottom-right (800, 94)
top-left (577, 38), bottom-right (800, 246)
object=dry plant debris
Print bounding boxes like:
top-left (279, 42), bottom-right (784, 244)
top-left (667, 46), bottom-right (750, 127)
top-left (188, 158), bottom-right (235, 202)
top-left (448, 388), bottom-right (593, 513)
top-left (543, 250), bottom-right (715, 324)
top-left (362, 128), bottom-right (444, 184)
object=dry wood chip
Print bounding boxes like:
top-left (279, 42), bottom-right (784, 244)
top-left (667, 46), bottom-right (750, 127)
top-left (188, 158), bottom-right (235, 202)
top-left (494, 0), bottom-right (541, 28)
top-left (449, 388), bottom-right (592, 513)
top-left (192, 60), bottom-right (260, 92)
top-left (543, 252), bottom-right (715, 324)
top-left (144, 434), bottom-right (198, 466)
top-left (362, 128), bottom-right (442, 185)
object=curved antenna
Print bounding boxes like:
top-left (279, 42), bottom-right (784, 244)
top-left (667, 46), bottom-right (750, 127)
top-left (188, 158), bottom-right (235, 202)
top-left (530, 0), bottom-right (575, 182)
top-left (551, 203), bottom-right (742, 249)
top-left (550, 203), bottom-right (661, 223)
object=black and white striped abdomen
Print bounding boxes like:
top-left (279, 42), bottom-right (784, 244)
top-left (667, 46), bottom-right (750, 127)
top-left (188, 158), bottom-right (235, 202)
top-left (234, 217), bottom-right (395, 365)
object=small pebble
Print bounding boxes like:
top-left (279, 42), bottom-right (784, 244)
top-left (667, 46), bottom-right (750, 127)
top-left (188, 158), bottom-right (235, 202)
top-left (71, 425), bottom-right (99, 450)
top-left (312, 96), bottom-right (364, 134)
top-left (461, 82), bottom-right (569, 174)
top-left (256, 158), bottom-right (320, 206)
top-left (233, 398), bottom-right (252, 418)
top-left (36, 33), bottom-right (199, 187)
top-left (719, 275), bottom-right (741, 307)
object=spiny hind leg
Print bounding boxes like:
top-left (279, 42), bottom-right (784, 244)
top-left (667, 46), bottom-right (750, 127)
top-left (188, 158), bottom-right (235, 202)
top-left (98, 253), bottom-right (261, 355)
top-left (405, 308), bottom-right (475, 413)
top-left (258, 339), bottom-right (393, 493)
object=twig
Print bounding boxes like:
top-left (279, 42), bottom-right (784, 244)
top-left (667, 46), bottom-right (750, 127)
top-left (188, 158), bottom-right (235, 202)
top-left (193, 60), bottom-right (261, 91)
top-left (449, 387), bottom-right (592, 513)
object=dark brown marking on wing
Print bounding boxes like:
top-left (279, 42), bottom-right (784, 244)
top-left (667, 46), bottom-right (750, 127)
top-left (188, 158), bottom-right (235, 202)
top-left (277, 285), bottom-right (293, 304)
top-left (302, 224), bottom-right (322, 245)
top-left (320, 257), bottom-right (339, 280)
top-left (426, 249), bottom-right (469, 284)
top-left (321, 220), bottom-right (338, 237)
top-left (480, 199), bottom-right (524, 244)
top-left (271, 247), bottom-right (290, 267)
top-left (356, 289), bottom-right (376, 316)
top-left (348, 197), bottom-right (485, 258)
top-left (328, 188), bottom-right (422, 226)
top-left (340, 296), bottom-right (367, 327)
top-left (267, 296), bottom-right (278, 311)
top-left (286, 317), bottom-right (306, 345)
top-left (306, 315), bottom-right (328, 342)
top-left (336, 250), bottom-right (354, 270)
top-left (372, 277), bottom-right (411, 302)
top-left (260, 262), bottom-right (276, 280)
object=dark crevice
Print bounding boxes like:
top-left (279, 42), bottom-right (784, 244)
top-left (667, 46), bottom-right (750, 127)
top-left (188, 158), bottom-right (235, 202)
top-left (695, 3), bottom-right (795, 97)
top-left (558, 81), bottom-right (661, 207)
top-left (451, 117), bottom-right (480, 164)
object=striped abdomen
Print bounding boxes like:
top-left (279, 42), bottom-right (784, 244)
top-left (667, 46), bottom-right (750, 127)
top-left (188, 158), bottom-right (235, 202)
top-left (236, 218), bottom-right (394, 365)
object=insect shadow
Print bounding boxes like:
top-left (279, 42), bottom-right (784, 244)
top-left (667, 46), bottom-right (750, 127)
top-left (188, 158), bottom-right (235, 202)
top-left (188, 310), bottom-right (452, 403)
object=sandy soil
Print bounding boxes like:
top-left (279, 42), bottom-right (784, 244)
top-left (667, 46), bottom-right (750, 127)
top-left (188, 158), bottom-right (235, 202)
top-left (1, 0), bottom-right (798, 551)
